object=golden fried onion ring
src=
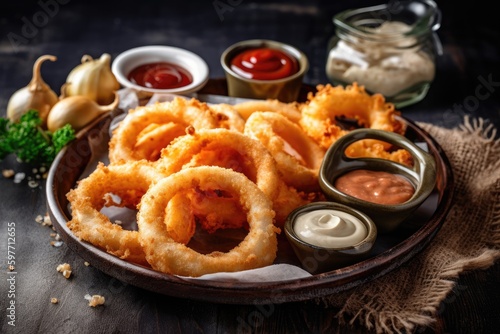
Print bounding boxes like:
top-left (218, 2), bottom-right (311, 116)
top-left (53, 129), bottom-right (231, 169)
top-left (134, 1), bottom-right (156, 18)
top-left (344, 139), bottom-right (414, 166)
top-left (163, 187), bottom-right (248, 242)
top-left (208, 103), bottom-right (246, 132)
top-left (157, 128), bottom-right (281, 201)
top-left (244, 111), bottom-right (325, 192)
top-left (164, 193), bottom-right (195, 245)
top-left (66, 161), bottom-right (163, 266)
top-left (187, 188), bottom-right (248, 232)
top-left (272, 181), bottom-right (321, 225)
top-left (299, 83), bottom-right (405, 150)
top-left (232, 99), bottom-right (302, 123)
top-left (137, 166), bottom-right (279, 277)
top-left (299, 83), bottom-right (412, 165)
top-left (109, 97), bottom-right (219, 163)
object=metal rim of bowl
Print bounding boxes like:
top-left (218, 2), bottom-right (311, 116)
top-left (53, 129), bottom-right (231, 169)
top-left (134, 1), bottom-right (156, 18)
top-left (220, 39), bottom-right (309, 84)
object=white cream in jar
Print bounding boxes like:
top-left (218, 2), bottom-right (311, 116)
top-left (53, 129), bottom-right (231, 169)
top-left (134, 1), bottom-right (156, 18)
top-left (326, 21), bottom-right (435, 97)
top-left (293, 209), bottom-right (368, 248)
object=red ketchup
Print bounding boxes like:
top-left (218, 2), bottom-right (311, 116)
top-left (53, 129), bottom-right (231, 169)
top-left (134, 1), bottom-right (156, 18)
top-left (230, 47), bottom-right (299, 80)
top-left (128, 62), bottom-right (192, 89)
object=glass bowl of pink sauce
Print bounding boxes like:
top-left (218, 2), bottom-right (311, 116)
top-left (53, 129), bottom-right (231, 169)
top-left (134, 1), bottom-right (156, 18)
top-left (318, 128), bottom-right (437, 233)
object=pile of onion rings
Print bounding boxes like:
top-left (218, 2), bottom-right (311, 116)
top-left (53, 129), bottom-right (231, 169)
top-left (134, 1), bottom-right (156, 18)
top-left (66, 82), bottom-right (412, 277)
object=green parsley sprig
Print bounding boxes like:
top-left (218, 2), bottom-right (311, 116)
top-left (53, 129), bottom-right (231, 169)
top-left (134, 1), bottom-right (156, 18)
top-left (0, 110), bottom-right (75, 166)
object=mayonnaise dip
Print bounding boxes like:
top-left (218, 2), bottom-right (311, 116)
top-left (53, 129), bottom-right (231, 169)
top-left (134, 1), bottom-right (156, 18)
top-left (293, 209), bottom-right (368, 248)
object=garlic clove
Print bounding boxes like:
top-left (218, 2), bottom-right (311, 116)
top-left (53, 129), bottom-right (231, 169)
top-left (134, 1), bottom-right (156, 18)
top-left (7, 55), bottom-right (59, 127)
top-left (65, 53), bottom-right (120, 105)
top-left (47, 92), bottom-right (119, 133)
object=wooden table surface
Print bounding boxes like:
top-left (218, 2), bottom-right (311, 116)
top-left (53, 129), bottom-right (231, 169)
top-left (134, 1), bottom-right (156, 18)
top-left (1, 1), bottom-right (499, 333)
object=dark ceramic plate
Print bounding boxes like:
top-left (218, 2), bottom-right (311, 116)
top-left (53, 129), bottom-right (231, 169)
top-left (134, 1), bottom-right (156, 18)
top-left (46, 93), bottom-right (454, 305)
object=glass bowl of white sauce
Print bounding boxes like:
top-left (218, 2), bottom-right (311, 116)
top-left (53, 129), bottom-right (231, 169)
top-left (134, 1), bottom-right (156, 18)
top-left (325, 0), bottom-right (442, 108)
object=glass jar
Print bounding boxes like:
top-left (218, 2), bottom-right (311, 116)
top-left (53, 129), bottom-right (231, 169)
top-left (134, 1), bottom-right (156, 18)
top-left (326, 0), bottom-right (442, 108)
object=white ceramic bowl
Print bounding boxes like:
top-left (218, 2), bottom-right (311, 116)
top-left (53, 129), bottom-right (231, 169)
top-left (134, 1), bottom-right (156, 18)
top-left (111, 45), bottom-right (209, 96)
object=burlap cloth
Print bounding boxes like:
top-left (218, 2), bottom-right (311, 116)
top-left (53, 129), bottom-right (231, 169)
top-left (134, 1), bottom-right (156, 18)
top-left (318, 116), bottom-right (500, 333)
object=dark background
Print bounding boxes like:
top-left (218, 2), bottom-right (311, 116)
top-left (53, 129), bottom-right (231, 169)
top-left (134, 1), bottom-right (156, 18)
top-left (1, 1), bottom-right (499, 333)
top-left (1, 0), bottom-right (499, 127)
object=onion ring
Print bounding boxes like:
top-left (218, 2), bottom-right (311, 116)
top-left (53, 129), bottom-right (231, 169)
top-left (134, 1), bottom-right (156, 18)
top-left (244, 111), bottom-right (325, 192)
top-left (188, 188), bottom-right (248, 232)
top-left (208, 103), bottom-right (246, 132)
top-left (232, 99), bottom-right (302, 123)
top-left (137, 166), bottom-right (279, 277)
top-left (164, 192), bottom-right (196, 245)
top-left (299, 83), bottom-right (412, 165)
top-left (344, 139), bottom-right (414, 166)
top-left (157, 128), bottom-right (281, 201)
top-left (299, 83), bottom-right (405, 149)
top-left (66, 161), bottom-right (163, 266)
top-left (109, 97), bottom-right (219, 163)
top-left (163, 187), bottom-right (248, 241)
top-left (273, 181), bottom-right (316, 224)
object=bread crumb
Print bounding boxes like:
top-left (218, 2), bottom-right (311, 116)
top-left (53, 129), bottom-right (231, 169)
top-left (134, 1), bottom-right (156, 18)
top-left (28, 180), bottom-right (39, 188)
top-left (42, 214), bottom-right (52, 227)
top-left (50, 233), bottom-right (61, 241)
top-left (13, 172), bottom-right (25, 183)
top-left (35, 213), bottom-right (52, 226)
top-left (50, 240), bottom-right (64, 247)
top-left (51, 298), bottom-right (59, 304)
top-left (56, 263), bottom-right (72, 279)
top-left (85, 294), bottom-right (105, 307)
top-left (2, 169), bottom-right (15, 178)
top-left (84, 261), bottom-right (90, 267)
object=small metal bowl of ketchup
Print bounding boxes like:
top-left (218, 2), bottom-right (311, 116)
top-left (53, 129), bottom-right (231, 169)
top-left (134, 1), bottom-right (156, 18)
top-left (318, 129), bottom-right (437, 233)
top-left (221, 39), bottom-right (309, 102)
top-left (112, 45), bottom-right (209, 97)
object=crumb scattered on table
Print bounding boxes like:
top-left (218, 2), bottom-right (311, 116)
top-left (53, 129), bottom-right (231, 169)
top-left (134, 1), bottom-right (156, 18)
top-left (56, 263), bottom-right (72, 279)
top-left (85, 294), bottom-right (105, 307)
top-left (2, 169), bottom-right (15, 178)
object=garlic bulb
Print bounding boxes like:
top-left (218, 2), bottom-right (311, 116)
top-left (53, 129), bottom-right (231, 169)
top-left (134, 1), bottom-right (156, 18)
top-left (47, 92), bottom-right (119, 133)
top-left (65, 53), bottom-right (120, 105)
top-left (7, 55), bottom-right (59, 126)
